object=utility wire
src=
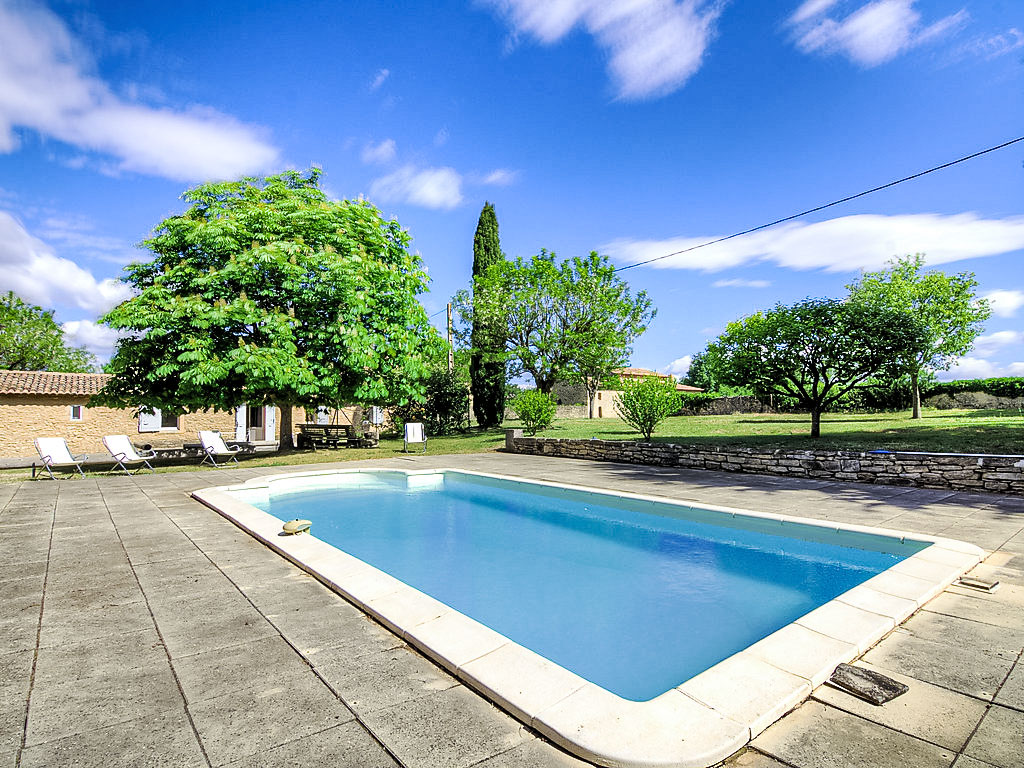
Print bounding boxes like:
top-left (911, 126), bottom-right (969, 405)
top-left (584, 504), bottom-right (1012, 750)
top-left (614, 134), bottom-right (1024, 273)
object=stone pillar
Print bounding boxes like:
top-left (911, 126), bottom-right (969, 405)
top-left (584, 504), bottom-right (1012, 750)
top-left (505, 428), bottom-right (523, 451)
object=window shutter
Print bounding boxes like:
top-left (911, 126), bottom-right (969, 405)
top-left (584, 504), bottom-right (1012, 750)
top-left (264, 406), bottom-right (276, 440)
top-left (138, 408), bottom-right (161, 433)
top-left (235, 406), bottom-right (247, 441)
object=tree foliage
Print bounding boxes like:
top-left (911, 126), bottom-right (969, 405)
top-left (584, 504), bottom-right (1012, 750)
top-left (846, 254), bottom-right (990, 418)
top-left (469, 202), bottom-right (507, 427)
top-left (459, 251), bottom-right (655, 405)
top-left (509, 389), bottom-right (556, 435)
top-left (0, 291), bottom-right (97, 372)
top-left (615, 376), bottom-right (681, 440)
top-left (94, 170), bottom-right (440, 444)
top-left (710, 298), bottom-right (928, 437)
top-left (390, 368), bottom-right (470, 436)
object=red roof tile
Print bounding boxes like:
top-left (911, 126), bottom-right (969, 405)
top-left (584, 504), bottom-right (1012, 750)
top-left (0, 370), bottom-right (111, 396)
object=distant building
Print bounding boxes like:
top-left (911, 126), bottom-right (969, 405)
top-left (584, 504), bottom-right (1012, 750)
top-left (552, 366), bottom-right (703, 418)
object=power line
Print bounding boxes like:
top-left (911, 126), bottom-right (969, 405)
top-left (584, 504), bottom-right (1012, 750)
top-left (614, 134), bottom-right (1024, 273)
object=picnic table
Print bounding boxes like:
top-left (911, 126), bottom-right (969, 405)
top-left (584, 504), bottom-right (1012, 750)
top-left (296, 423), bottom-right (357, 450)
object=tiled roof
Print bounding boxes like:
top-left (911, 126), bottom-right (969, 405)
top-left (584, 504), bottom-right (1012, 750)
top-left (0, 370), bottom-right (111, 396)
top-left (612, 367), bottom-right (671, 378)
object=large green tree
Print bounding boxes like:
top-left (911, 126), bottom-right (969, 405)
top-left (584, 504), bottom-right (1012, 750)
top-left (0, 291), bottom-right (97, 372)
top-left (711, 298), bottom-right (928, 437)
top-left (459, 250), bottom-right (655, 405)
top-left (847, 254), bottom-right (990, 419)
top-left (469, 202), bottom-right (506, 427)
top-left (95, 169), bottom-right (440, 446)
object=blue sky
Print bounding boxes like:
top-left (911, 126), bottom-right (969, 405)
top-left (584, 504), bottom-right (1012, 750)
top-left (1, 0), bottom-right (1022, 381)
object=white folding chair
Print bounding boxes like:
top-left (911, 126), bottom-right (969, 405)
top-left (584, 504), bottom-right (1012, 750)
top-left (403, 422), bottom-right (427, 453)
top-left (198, 430), bottom-right (241, 467)
top-left (103, 435), bottom-right (156, 475)
top-left (34, 437), bottom-right (86, 479)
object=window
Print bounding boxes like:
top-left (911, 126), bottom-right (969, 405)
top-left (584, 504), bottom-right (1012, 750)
top-left (69, 405), bottom-right (83, 421)
top-left (160, 411), bottom-right (179, 429)
top-left (139, 407), bottom-right (180, 432)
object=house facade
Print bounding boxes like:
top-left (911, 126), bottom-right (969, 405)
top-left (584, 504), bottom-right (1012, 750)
top-left (0, 370), bottom-right (286, 459)
top-left (553, 367), bottom-right (703, 419)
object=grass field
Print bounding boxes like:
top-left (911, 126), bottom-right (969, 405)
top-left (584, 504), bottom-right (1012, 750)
top-left (3, 407), bottom-right (1021, 484)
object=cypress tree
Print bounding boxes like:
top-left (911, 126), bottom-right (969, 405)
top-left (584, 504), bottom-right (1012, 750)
top-left (470, 202), bottom-right (507, 427)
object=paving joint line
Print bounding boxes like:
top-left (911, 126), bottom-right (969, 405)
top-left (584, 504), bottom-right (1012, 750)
top-left (99, 482), bottom-right (214, 768)
top-left (135, 476), bottom-right (415, 768)
top-left (13, 483), bottom-right (57, 768)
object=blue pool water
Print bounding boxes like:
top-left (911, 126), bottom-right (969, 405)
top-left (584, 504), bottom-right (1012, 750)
top-left (248, 471), bottom-right (927, 701)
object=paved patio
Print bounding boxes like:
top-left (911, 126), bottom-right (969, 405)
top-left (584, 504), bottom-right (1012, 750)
top-left (1, 453), bottom-right (1022, 768)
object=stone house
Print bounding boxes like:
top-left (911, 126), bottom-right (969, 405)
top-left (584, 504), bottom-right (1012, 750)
top-left (553, 367), bottom-right (703, 419)
top-left (0, 370), bottom-right (296, 459)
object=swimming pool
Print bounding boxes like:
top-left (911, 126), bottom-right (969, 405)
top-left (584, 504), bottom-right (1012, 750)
top-left (195, 468), bottom-right (983, 768)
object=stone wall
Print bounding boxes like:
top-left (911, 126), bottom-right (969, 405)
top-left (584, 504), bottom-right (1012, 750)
top-left (0, 394), bottom-right (235, 458)
top-left (506, 434), bottom-right (1024, 496)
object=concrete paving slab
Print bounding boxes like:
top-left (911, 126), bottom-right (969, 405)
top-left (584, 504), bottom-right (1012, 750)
top-left (962, 705), bottom-right (1024, 768)
top-left (721, 748), bottom-right (801, 767)
top-left (18, 709), bottom-right (207, 768)
top-left (924, 587), bottom-right (1024, 631)
top-left (359, 683), bottom-right (528, 768)
top-left (187, 668), bottom-right (354, 767)
top-left (472, 736), bottom-right (592, 767)
top-left (863, 629), bottom-right (1016, 701)
top-left (148, 596), bottom-right (278, 659)
top-left (813, 660), bottom-right (988, 751)
top-left (951, 756), bottom-right (1001, 768)
top-left (172, 635), bottom-right (315, 704)
top-left (316, 643), bottom-right (460, 715)
top-left (908, 610), bottom-right (1024, 658)
top-left (752, 699), bottom-right (955, 768)
top-left (37, 598), bottom-right (154, 649)
top-left (994, 657), bottom-right (1024, 711)
top-left (264, 599), bottom-right (405, 661)
top-left (222, 721), bottom-right (399, 768)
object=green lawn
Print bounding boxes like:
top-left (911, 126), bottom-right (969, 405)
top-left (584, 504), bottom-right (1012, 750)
top-left (2, 407), bottom-right (1020, 484)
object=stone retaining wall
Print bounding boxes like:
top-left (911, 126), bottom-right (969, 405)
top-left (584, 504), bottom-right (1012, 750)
top-left (505, 433), bottom-right (1024, 495)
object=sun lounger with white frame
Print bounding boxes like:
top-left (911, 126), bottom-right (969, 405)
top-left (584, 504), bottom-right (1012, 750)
top-left (403, 422), bottom-right (427, 453)
top-left (103, 434), bottom-right (156, 475)
top-left (198, 430), bottom-right (241, 467)
top-left (33, 437), bottom-right (86, 479)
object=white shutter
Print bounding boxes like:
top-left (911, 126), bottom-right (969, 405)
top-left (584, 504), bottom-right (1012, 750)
top-left (316, 406), bottom-right (330, 425)
top-left (139, 408), bottom-right (161, 433)
top-left (235, 406), bottom-right (247, 441)
top-left (264, 406), bottom-right (276, 441)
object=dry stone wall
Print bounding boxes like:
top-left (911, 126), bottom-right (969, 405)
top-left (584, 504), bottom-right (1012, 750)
top-left (506, 433), bottom-right (1024, 496)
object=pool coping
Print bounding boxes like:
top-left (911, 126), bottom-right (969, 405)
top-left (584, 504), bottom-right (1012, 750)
top-left (192, 467), bottom-right (984, 768)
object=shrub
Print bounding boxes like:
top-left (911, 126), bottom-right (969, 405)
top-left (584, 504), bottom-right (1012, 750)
top-left (390, 369), bottom-right (470, 436)
top-left (677, 391), bottom-right (720, 414)
top-left (616, 376), bottom-right (681, 440)
top-left (510, 390), bottom-right (557, 435)
top-left (924, 377), bottom-right (1024, 400)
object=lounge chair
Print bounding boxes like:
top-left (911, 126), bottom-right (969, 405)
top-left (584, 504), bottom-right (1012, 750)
top-left (103, 435), bottom-right (156, 475)
top-left (403, 422), bottom-right (427, 453)
top-left (34, 437), bottom-right (86, 479)
top-left (198, 430), bottom-right (241, 467)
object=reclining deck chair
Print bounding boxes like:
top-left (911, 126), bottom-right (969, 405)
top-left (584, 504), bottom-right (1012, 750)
top-left (199, 430), bottom-right (241, 467)
top-left (403, 422), bottom-right (427, 453)
top-left (103, 435), bottom-right (156, 475)
top-left (34, 437), bottom-right (86, 479)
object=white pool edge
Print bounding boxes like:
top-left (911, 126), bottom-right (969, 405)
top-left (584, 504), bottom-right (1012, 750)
top-left (191, 467), bottom-right (984, 768)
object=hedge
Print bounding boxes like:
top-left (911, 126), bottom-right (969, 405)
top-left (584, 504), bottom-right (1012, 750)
top-left (924, 377), bottom-right (1024, 400)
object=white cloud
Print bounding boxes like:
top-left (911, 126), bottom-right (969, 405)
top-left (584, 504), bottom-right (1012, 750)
top-left (663, 355), bottom-right (692, 378)
top-left (0, 2), bottom-right (279, 180)
top-left (482, 168), bottom-right (520, 186)
top-left (360, 138), bottom-right (397, 165)
top-left (962, 27), bottom-right (1024, 60)
top-left (972, 331), bottom-right (1024, 357)
top-left (37, 215), bottom-right (139, 265)
top-left (484, 0), bottom-right (723, 100)
top-left (788, 1), bottom-right (967, 67)
top-left (937, 356), bottom-right (1024, 381)
top-left (370, 68), bottom-right (390, 91)
top-left (369, 165), bottom-right (463, 210)
top-left (434, 127), bottom-right (450, 147)
top-left (605, 213), bottom-right (1024, 273)
top-left (712, 278), bottom-right (771, 288)
top-left (0, 210), bottom-right (131, 314)
top-left (983, 290), bottom-right (1024, 319)
top-left (62, 319), bottom-right (121, 361)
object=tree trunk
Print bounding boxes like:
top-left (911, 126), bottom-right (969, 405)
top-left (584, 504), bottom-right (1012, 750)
top-left (587, 381), bottom-right (597, 418)
top-left (911, 370), bottom-right (921, 420)
top-left (810, 408), bottom-right (821, 438)
top-left (278, 403), bottom-right (294, 450)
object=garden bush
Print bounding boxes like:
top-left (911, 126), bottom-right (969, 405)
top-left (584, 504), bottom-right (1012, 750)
top-left (509, 390), bottom-right (557, 435)
top-left (616, 376), bottom-right (681, 440)
top-left (390, 369), bottom-right (470, 436)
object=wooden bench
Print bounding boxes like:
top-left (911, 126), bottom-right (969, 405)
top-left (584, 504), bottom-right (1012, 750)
top-left (296, 423), bottom-right (356, 450)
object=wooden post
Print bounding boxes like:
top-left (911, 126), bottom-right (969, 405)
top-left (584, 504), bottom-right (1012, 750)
top-left (447, 302), bottom-right (454, 374)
